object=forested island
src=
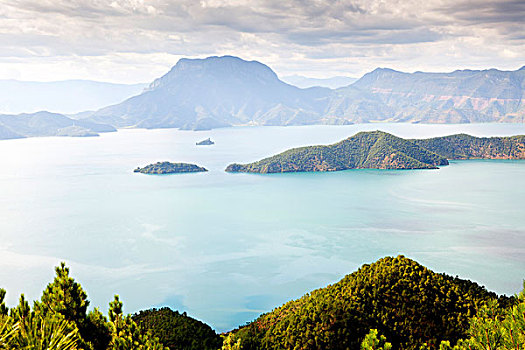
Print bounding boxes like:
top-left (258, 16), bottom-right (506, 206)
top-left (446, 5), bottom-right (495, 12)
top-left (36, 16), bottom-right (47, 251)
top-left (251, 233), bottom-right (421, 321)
top-left (134, 162), bottom-right (207, 174)
top-left (226, 131), bottom-right (525, 173)
top-left (1, 257), bottom-right (523, 350)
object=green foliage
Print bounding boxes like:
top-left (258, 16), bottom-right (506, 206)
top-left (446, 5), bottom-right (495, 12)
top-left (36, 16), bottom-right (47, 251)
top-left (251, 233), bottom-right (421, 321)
top-left (0, 315), bottom-right (17, 349)
top-left (221, 333), bottom-right (243, 350)
top-left (133, 307), bottom-right (222, 350)
top-left (361, 329), bottom-right (392, 350)
top-left (0, 290), bottom-right (7, 316)
top-left (441, 283), bottom-right (525, 349)
top-left (107, 295), bottom-right (167, 350)
top-left (229, 256), bottom-right (511, 350)
top-left (12, 313), bottom-right (80, 350)
top-left (0, 262), bottom-right (167, 350)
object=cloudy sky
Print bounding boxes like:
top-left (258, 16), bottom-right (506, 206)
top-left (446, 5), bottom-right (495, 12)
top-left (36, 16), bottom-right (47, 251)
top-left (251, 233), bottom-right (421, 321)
top-left (0, 0), bottom-right (524, 83)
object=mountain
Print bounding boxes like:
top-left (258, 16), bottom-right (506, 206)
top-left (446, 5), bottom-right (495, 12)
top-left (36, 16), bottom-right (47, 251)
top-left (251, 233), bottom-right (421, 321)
top-left (0, 111), bottom-right (116, 139)
top-left (227, 255), bottom-right (513, 350)
top-left (281, 75), bottom-right (357, 89)
top-left (88, 56), bottom-right (338, 130)
top-left (328, 67), bottom-right (525, 123)
top-left (0, 80), bottom-right (146, 115)
top-left (226, 131), bottom-right (449, 173)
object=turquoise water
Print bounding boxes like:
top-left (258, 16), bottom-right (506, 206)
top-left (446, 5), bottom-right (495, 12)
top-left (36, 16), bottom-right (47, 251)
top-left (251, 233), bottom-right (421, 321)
top-left (1, 123), bottom-right (524, 331)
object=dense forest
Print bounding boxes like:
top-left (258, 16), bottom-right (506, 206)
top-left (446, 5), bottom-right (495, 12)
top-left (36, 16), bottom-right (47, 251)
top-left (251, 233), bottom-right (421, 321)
top-left (225, 131), bottom-right (525, 174)
top-left (132, 308), bottom-right (221, 350)
top-left (1, 258), bottom-right (523, 350)
top-left (413, 134), bottom-right (525, 160)
top-left (225, 256), bottom-right (515, 350)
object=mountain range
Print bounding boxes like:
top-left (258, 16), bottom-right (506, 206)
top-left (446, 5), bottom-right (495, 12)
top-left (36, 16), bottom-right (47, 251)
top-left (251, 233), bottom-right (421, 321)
top-left (1, 56), bottom-right (524, 140)
top-left (86, 56), bottom-right (525, 130)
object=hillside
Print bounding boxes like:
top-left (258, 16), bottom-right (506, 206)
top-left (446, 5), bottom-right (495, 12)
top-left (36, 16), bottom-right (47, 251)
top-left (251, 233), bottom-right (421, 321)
top-left (227, 255), bottom-right (514, 350)
top-left (226, 131), bottom-right (449, 173)
top-left (132, 308), bottom-right (221, 350)
top-left (413, 134), bottom-right (525, 159)
top-left (0, 111), bottom-right (116, 140)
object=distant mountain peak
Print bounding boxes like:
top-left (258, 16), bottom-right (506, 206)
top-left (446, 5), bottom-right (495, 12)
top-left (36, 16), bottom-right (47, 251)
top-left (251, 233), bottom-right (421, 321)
top-left (147, 55), bottom-right (279, 91)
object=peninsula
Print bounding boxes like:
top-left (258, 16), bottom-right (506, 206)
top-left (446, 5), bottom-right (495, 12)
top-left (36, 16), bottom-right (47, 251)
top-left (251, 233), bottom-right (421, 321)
top-left (225, 131), bottom-right (525, 173)
top-left (134, 162), bottom-right (207, 174)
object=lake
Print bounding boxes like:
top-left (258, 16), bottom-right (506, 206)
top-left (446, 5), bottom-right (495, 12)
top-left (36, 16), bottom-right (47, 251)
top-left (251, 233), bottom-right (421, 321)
top-left (1, 123), bottom-right (524, 331)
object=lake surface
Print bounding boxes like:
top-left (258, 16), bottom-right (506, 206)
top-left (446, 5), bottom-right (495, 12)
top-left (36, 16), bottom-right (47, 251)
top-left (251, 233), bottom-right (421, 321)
top-left (1, 123), bottom-right (525, 331)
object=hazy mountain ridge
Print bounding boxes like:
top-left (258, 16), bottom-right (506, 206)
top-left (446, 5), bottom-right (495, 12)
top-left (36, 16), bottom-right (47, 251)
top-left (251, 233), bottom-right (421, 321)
top-left (334, 66), bottom-right (525, 123)
top-left (87, 56), bottom-right (525, 129)
top-left (0, 79), bottom-right (146, 115)
top-left (0, 111), bottom-right (116, 139)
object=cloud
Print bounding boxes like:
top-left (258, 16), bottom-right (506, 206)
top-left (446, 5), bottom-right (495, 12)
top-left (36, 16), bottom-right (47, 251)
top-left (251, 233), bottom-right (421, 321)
top-left (0, 0), bottom-right (523, 82)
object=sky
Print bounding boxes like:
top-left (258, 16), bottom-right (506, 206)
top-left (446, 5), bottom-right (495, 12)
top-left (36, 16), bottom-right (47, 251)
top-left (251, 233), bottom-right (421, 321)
top-left (0, 0), bottom-right (524, 83)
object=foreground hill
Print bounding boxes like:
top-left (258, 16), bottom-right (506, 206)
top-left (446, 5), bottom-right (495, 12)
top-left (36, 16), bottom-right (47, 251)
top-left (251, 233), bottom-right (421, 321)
top-left (85, 56), bottom-right (525, 129)
top-left (0, 111), bottom-right (116, 140)
top-left (133, 308), bottom-right (221, 350)
top-left (226, 131), bottom-right (449, 173)
top-left (226, 131), bottom-right (525, 173)
top-left (228, 255), bottom-right (514, 350)
top-left (0, 258), bottom-right (520, 350)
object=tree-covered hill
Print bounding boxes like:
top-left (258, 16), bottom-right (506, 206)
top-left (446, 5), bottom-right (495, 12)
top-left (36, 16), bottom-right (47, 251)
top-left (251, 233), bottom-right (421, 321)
top-left (226, 256), bottom-right (514, 350)
top-left (0, 258), bottom-right (521, 350)
top-left (412, 134), bottom-right (525, 159)
top-left (226, 131), bottom-right (449, 173)
top-left (132, 308), bottom-right (221, 350)
top-left (226, 131), bottom-right (525, 174)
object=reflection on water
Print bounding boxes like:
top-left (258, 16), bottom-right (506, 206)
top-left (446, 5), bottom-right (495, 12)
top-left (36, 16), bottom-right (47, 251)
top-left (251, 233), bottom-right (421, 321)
top-left (0, 123), bottom-right (524, 331)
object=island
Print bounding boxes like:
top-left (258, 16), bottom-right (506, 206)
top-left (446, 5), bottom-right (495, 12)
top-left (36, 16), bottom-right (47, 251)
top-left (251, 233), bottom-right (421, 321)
top-left (225, 130), bottom-right (525, 173)
top-left (134, 162), bottom-right (207, 174)
top-left (196, 138), bottom-right (215, 145)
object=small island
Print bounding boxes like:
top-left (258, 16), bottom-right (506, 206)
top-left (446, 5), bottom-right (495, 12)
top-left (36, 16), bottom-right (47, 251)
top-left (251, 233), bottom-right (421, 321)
top-left (134, 162), bottom-right (207, 174)
top-left (225, 131), bottom-right (525, 174)
top-left (196, 138), bottom-right (214, 146)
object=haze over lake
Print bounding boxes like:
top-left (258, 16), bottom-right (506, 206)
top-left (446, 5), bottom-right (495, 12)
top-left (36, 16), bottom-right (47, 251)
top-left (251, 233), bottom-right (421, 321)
top-left (1, 123), bottom-right (524, 331)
